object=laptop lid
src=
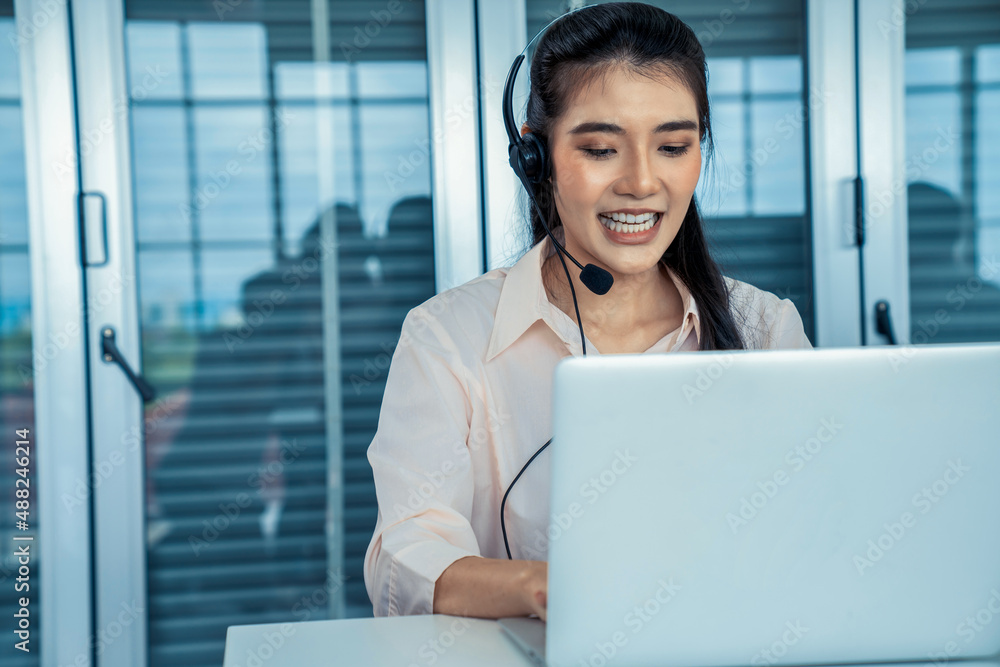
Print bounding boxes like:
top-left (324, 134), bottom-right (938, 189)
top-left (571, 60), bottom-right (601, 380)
top-left (546, 343), bottom-right (1000, 667)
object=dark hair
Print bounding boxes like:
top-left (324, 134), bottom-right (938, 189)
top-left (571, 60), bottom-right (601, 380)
top-left (523, 1), bottom-right (746, 350)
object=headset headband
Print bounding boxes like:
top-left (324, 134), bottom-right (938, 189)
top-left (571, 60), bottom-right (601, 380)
top-left (501, 4), bottom-right (592, 150)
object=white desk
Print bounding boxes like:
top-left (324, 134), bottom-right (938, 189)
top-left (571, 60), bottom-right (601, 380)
top-left (225, 615), bottom-right (1000, 667)
top-left (223, 614), bottom-right (537, 667)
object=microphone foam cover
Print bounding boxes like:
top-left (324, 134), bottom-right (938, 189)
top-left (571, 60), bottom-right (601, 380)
top-left (580, 264), bottom-right (614, 295)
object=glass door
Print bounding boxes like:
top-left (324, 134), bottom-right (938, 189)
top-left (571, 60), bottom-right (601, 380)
top-left (118, 1), bottom-right (446, 664)
top-left (14, 0), bottom-right (481, 665)
top-left (13, 0), bottom-right (96, 663)
top-left (126, 3), bottom-right (434, 661)
top-left (853, 0), bottom-right (1000, 346)
top-left (901, 0), bottom-right (1000, 343)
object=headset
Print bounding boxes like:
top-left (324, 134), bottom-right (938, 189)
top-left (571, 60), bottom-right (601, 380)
top-left (501, 31), bottom-right (614, 299)
top-left (498, 6), bottom-right (615, 560)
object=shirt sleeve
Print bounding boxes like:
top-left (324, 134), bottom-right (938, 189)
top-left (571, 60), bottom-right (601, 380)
top-left (767, 297), bottom-right (813, 350)
top-left (363, 305), bottom-right (483, 617)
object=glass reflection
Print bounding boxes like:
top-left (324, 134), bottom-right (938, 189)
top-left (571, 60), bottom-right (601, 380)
top-left (905, 40), bottom-right (1000, 343)
top-left (127, 4), bottom-right (434, 663)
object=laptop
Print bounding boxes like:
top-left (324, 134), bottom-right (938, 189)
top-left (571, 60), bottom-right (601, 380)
top-left (499, 342), bottom-right (1000, 667)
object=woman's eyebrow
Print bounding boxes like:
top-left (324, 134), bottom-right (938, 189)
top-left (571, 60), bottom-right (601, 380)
top-left (567, 120), bottom-right (698, 135)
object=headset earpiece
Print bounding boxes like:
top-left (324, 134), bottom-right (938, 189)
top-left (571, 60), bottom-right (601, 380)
top-left (503, 54), bottom-right (552, 192)
top-left (518, 132), bottom-right (550, 185)
top-left (502, 51), bottom-right (611, 298)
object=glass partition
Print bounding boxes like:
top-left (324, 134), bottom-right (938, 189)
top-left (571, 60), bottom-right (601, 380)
top-left (904, 0), bottom-right (1000, 343)
top-left (124, 1), bottom-right (435, 663)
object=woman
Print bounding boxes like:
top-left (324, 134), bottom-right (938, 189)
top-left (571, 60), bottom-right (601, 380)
top-left (363, 2), bottom-right (811, 621)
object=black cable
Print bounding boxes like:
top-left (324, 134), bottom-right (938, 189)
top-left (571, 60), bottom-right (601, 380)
top-left (528, 191), bottom-right (588, 357)
top-left (501, 437), bottom-right (552, 560)
top-left (501, 192), bottom-right (589, 560)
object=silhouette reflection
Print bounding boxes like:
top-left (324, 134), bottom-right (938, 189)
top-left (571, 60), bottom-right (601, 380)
top-left (907, 182), bottom-right (1000, 343)
top-left (147, 196), bottom-right (434, 648)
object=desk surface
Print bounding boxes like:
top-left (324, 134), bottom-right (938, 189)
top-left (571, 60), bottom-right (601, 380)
top-left (225, 615), bottom-right (1000, 667)
top-left (223, 614), bottom-right (537, 667)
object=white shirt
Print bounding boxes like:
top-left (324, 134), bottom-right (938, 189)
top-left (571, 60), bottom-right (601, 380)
top-left (363, 233), bottom-right (813, 616)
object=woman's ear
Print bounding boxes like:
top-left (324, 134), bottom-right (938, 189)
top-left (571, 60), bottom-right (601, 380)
top-left (520, 123), bottom-right (533, 138)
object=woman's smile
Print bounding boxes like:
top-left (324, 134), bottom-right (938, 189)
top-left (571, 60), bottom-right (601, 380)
top-left (597, 211), bottom-right (662, 245)
top-left (541, 63), bottom-right (702, 277)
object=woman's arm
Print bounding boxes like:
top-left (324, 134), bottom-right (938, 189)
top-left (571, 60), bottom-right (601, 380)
top-left (366, 304), bottom-right (540, 617)
top-left (433, 556), bottom-right (548, 620)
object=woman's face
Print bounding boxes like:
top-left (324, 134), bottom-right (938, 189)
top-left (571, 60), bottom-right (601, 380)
top-left (535, 65), bottom-right (703, 279)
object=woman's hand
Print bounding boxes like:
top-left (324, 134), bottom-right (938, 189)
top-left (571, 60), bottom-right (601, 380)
top-left (434, 557), bottom-right (549, 620)
top-left (518, 560), bottom-right (548, 621)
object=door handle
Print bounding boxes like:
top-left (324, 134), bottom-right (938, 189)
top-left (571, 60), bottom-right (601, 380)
top-left (874, 300), bottom-right (898, 345)
top-left (81, 191), bottom-right (110, 267)
top-left (100, 326), bottom-right (156, 402)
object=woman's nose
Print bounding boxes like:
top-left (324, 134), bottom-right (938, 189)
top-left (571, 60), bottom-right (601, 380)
top-left (615, 149), bottom-right (658, 198)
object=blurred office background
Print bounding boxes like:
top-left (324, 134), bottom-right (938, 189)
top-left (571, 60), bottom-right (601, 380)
top-left (0, 0), bottom-right (997, 665)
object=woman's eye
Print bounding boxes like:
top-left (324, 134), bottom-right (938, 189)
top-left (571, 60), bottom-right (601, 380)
top-left (582, 148), bottom-right (614, 159)
top-left (581, 146), bottom-right (690, 159)
top-left (662, 145), bottom-right (690, 157)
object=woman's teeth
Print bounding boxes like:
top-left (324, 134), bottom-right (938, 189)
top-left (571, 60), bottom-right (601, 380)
top-left (599, 212), bottom-right (660, 234)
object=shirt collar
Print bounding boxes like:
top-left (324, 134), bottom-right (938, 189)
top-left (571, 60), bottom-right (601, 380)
top-left (485, 230), bottom-right (702, 362)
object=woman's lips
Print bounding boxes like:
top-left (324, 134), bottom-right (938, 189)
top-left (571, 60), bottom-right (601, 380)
top-left (598, 212), bottom-right (661, 245)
